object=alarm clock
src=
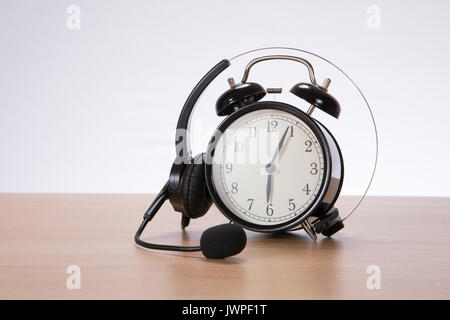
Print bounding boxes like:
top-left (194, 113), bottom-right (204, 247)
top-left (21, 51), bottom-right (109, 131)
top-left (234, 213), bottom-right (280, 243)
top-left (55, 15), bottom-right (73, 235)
top-left (135, 54), bottom-right (345, 259)
top-left (205, 101), bottom-right (343, 234)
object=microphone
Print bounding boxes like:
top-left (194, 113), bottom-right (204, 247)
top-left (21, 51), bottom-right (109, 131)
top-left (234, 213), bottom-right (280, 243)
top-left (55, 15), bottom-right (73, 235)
top-left (134, 183), bottom-right (247, 259)
top-left (200, 224), bottom-right (247, 259)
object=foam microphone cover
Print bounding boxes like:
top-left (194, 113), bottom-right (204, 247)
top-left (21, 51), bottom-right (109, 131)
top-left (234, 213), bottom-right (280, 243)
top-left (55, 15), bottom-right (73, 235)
top-left (200, 223), bottom-right (247, 259)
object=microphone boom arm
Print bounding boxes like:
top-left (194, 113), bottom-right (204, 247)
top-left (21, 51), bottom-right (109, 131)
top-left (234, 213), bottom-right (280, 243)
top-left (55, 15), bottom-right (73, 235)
top-left (134, 181), bottom-right (201, 252)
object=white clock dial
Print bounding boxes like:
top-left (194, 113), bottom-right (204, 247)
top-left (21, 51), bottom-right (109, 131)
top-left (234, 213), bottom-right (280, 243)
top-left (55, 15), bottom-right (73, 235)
top-left (210, 108), bottom-right (325, 226)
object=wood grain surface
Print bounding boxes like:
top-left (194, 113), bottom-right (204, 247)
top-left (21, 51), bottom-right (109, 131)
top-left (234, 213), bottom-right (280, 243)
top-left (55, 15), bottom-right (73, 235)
top-left (0, 194), bottom-right (449, 299)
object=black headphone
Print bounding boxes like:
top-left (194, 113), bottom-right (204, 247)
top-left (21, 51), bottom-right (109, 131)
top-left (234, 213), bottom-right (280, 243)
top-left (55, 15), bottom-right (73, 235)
top-left (135, 56), bottom-right (342, 259)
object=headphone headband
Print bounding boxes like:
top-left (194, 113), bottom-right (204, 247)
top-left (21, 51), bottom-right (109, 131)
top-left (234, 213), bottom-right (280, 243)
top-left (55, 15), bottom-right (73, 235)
top-left (175, 59), bottom-right (230, 162)
top-left (240, 55), bottom-right (319, 87)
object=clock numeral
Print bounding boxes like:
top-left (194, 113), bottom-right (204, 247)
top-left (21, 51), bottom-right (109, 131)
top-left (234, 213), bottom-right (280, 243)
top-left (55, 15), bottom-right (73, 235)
top-left (310, 162), bottom-right (318, 175)
top-left (247, 198), bottom-right (254, 210)
top-left (267, 120), bottom-right (278, 132)
top-left (248, 127), bottom-right (257, 138)
top-left (305, 140), bottom-right (312, 152)
top-left (231, 182), bottom-right (238, 194)
top-left (303, 184), bottom-right (311, 195)
top-left (234, 141), bottom-right (243, 152)
top-left (288, 198), bottom-right (296, 211)
top-left (289, 125), bottom-right (294, 137)
top-left (225, 163), bottom-right (232, 174)
top-left (266, 203), bottom-right (274, 216)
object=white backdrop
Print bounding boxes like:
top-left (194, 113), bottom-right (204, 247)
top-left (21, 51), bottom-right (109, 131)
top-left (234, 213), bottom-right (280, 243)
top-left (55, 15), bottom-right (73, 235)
top-left (0, 0), bottom-right (449, 196)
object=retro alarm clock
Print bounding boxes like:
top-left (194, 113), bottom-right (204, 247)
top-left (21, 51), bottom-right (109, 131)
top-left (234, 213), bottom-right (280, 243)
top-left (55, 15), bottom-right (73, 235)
top-left (135, 54), bottom-right (345, 259)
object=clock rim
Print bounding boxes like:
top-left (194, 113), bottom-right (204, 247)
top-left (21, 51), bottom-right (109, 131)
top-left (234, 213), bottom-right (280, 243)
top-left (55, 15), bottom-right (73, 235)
top-left (204, 101), bottom-right (332, 233)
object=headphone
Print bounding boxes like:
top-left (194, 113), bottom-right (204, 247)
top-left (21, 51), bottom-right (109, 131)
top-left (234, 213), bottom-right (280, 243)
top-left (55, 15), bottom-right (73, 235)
top-left (135, 55), bottom-right (342, 259)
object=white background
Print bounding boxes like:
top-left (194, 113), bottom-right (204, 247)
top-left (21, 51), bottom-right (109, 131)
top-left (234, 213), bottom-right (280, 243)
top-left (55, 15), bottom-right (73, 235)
top-left (0, 0), bottom-right (449, 196)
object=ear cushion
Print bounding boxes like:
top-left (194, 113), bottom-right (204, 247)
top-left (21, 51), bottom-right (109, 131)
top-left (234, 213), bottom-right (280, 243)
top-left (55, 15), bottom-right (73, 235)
top-left (181, 153), bottom-right (213, 219)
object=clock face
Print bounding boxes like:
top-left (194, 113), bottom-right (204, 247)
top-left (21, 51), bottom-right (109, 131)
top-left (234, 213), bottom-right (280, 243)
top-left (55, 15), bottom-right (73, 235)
top-left (206, 102), bottom-right (329, 230)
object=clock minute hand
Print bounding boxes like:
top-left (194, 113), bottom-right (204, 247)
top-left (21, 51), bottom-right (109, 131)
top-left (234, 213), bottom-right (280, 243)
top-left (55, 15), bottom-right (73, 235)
top-left (269, 126), bottom-right (290, 166)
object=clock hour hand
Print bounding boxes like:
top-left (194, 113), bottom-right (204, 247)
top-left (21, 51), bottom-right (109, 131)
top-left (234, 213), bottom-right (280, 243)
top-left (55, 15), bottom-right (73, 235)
top-left (266, 174), bottom-right (272, 203)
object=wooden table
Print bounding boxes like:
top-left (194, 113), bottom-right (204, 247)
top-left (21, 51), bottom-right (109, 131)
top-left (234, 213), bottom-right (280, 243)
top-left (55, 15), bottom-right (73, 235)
top-left (0, 194), bottom-right (449, 299)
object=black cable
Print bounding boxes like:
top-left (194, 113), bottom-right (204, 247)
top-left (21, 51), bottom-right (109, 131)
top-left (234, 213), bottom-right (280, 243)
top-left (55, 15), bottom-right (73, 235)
top-left (134, 181), bottom-right (201, 252)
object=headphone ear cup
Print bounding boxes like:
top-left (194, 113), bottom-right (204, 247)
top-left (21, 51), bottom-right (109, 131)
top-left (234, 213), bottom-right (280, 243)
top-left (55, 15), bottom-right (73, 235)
top-left (181, 153), bottom-right (213, 219)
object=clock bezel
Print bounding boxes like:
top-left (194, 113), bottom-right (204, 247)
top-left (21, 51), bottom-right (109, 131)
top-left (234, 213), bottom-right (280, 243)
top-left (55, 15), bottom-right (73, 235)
top-left (204, 101), bottom-right (332, 233)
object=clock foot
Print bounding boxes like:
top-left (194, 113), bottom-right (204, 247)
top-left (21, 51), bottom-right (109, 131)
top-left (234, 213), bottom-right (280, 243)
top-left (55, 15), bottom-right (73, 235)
top-left (301, 220), bottom-right (317, 241)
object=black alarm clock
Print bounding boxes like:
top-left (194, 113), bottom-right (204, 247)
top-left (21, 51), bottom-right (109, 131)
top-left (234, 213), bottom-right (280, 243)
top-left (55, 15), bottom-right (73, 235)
top-left (205, 100), bottom-right (343, 234)
top-left (135, 54), bottom-right (345, 259)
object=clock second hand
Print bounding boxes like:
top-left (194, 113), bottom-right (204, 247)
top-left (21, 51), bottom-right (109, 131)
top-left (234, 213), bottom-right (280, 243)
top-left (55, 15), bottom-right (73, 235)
top-left (265, 126), bottom-right (290, 204)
